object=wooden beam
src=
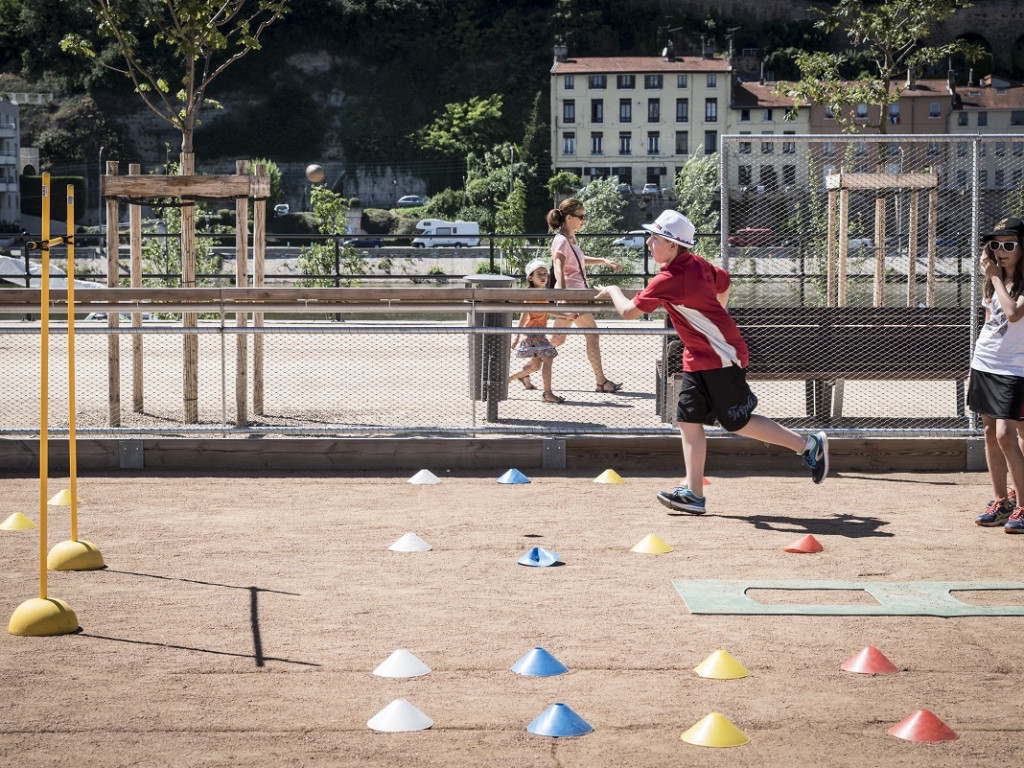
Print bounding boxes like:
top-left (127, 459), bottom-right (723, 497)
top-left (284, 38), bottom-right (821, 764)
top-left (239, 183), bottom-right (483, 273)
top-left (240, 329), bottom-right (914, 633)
top-left (825, 171), bottom-right (938, 190)
top-left (103, 173), bottom-right (270, 199)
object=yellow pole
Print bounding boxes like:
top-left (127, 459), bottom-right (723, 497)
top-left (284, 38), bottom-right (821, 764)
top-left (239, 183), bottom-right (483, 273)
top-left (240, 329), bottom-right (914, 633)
top-left (39, 174), bottom-right (50, 601)
top-left (66, 185), bottom-right (78, 542)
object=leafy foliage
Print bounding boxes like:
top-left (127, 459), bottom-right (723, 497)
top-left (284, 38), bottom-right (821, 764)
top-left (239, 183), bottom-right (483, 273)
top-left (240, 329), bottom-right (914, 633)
top-left (295, 184), bottom-right (367, 286)
top-left (673, 150), bottom-right (720, 261)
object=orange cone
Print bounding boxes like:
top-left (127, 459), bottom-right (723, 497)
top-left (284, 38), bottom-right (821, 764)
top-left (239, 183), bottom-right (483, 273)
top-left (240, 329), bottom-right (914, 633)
top-left (841, 646), bottom-right (899, 674)
top-left (782, 534), bottom-right (823, 553)
top-left (888, 709), bottom-right (958, 742)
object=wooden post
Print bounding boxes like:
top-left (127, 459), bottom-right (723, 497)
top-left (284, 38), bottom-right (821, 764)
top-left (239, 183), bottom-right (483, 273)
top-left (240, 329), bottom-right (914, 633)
top-left (907, 191), bottom-right (920, 307)
top-left (235, 159), bottom-right (248, 426)
top-left (180, 152), bottom-right (199, 423)
top-left (873, 195), bottom-right (886, 307)
top-left (129, 163), bottom-right (144, 413)
top-left (105, 160), bottom-right (121, 427)
top-left (826, 189), bottom-right (837, 307)
top-left (252, 163), bottom-right (266, 416)
top-left (838, 188), bottom-right (849, 307)
top-left (927, 188), bottom-right (938, 307)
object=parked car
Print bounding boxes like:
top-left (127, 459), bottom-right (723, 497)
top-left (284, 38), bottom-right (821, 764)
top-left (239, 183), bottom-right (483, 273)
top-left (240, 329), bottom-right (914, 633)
top-left (613, 230), bottom-right (647, 249)
top-left (616, 183), bottom-right (633, 194)
top-left (83, 312), bottom-right (151, 321)
top-left (727, 228), bottom-right (774, 247)
top-left (347, 236), bottom-right (384, 248)
top-left (273, 203), bottom-right (289, 216)
top-left (397, 195), bottom-right (428, 208)
top-left (641, 183), bottom-right (660, 195)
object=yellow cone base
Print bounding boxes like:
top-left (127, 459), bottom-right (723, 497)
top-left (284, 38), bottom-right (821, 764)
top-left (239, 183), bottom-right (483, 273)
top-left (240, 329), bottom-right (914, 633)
top-left (694, 649), bottom-right (751, 679)
top-left (47, 540), bottom-right (105, 571)
top-left (9, 597), bottom-right (79, 636)
top-left (681, 712), bottom-right (749, 748)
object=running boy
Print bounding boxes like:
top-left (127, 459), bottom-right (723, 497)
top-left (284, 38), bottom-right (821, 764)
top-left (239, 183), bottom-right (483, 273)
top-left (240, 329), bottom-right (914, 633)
top-left (595, 209), bottom-right (828, 514)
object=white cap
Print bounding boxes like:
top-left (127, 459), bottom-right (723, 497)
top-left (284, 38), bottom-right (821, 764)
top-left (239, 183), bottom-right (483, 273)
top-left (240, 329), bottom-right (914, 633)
top-left (641, 210), bottom-right (696, 247)
top-left (524, 258), bottom-right (549, 277)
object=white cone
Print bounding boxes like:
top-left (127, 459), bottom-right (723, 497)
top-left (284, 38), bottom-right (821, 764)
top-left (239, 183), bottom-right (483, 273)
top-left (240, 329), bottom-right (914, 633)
top-left (367, 698), bottom-right (434, 732)
top-left (389, 532), bottom-right (432, 552)
top-left (374, 649), bottom-right (431, 678)
top-left (408, 469), bottom-right (440, 485)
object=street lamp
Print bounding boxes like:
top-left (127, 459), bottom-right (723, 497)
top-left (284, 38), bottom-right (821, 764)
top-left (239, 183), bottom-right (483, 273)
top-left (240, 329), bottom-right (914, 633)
top-left (98, 145), bottom-right (105, 258)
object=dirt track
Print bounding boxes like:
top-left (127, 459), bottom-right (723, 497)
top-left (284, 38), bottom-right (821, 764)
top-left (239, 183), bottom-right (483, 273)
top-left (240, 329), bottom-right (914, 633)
top-left (0, 467), bottom-right (1020, 767)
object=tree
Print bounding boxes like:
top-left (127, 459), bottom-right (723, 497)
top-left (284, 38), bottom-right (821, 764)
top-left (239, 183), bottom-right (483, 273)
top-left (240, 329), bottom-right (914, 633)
top-left (673, 149), bottom-right (720, 261)
top-left (414, 94), bottom-right (506, 160)
top-left (60, 0), bottom-right (291, 157)
top-left (296, 185), bottom-right (367, 288)
top-left (776, 0), bottom-right (979, 135)
top-left (495, 178), bottom-right (529, 275)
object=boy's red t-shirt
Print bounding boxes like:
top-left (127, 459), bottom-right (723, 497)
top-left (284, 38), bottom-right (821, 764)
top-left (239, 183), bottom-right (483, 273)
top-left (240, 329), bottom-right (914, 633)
top-left (632, 251), bottom-right (749, 372)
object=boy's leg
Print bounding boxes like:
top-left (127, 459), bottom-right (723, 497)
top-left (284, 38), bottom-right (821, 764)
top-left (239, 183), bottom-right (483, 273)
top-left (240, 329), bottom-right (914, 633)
top-left (733, 414), bottom-right (805, 453)
top-left (656, 422), bottom-right (708, 514)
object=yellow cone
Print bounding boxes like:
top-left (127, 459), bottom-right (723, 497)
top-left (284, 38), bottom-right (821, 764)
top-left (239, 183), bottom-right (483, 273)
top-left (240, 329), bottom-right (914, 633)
top-left (631, 533), bottom-right (673, 553)
top-left (681, 712), bottom-right (750, 748)
top-left (694, 649), bottom-right (750, 680)
top-left (594, 469), bottom-right (625, 484)
top-left (0, 512), bottom-right (37, 531)
top-left (47, 489), bottom-right (82, 507)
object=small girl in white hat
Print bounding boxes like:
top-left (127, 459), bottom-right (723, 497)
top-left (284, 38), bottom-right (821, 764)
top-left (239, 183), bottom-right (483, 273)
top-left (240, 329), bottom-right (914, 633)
top-left (509, 258), bottom-right (566, 403)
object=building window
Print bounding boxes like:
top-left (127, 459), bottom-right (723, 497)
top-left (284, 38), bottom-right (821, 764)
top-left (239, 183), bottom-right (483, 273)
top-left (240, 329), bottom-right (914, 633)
top-left (996, 141), bottom-right (1007, 157)
top-left (705, 98), bottom-right (717, 122)
top-left (1012, 111), bottom-right (1024, 126)
top-left (927, 141), bottom-right (940, 156)
top-left (929, 102), bottom-right (941, 118)
top-left (619, 100), bottom-right (631, 123)
top-left (644, 74), bottom-right (663, 89)
top-left (707, 74), bottom-right (717, 88)
top-left (957, 112), bottom-right (968, 126)
top-left (740, 109), bottom-right (751, 123)
top-left (591, 132), bottom-right (604, 155)
top-left (675, 131), bottom-right (688, 154)
top-left (1014, 169), bottom-right (1023, 187)
top-left (588, 75), bottom-right (607, 89)
top-left (824, 106), bottom-right (835, 120)
top-left (617, 75), bottom-right (635, 89)
top-left (887, 142), bottom-right (899, 157)
top-left (591, 99), bottom-right (603, 123)
top-left (956, 169), bottom-right (967, 187)
top-left (783, 139), bottom-right (795, 154)
top-left (855, 142), bottom-right (867, 156)
top-left (889, 103), bottom-right (900, 125)
top-left (823, 141), bottom-right (836, 156)
top-left (648, 98), bottom-right (661, 122)
top-left (738, 165), bottom-right (752, 186)
top-left (704, 131), bottom-right (717, 154)
top-left (676, 98), bottom-right (689, 122)
top-left (739, 135), bottom-right (752, 154)
top-left (562, 132), bottom-right (576, 156)
top-left (979, 169), bottom-right (988, 186)
top-left (1014, 142), bottom-right (1024, 157)
top-left (978, 111), bottom-right (988, 126)
top-left (563, 100), bottom-right (575, 124)
top-left (996, 169), bottom-right (1006, 187)
top-left (763, 108), bottom-right (773, 121)
top-left (647, 132), bottom-right (660, 155)
top-left (762, 132), bottom-right (774, 154)
top-left (677, 74), bottom-right (688, 88)
top-left (957, 142), bottom-right (968, 157)
top-left (619, 132), bottom-right (632, 155)
top-left (564, 75), bottom-right (574, 90)
top-left (760, 165), bottom-right (777, 188)
top-left (783, 165), bottom-right (796, 185)
top-left (856, 103), bottom-right (868, 118)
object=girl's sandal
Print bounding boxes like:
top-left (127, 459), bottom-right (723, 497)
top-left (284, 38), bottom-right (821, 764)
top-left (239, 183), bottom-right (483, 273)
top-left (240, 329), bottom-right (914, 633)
top-left (595, 379), bottom-right (622, 393)
top-left (542, 391), bottom-right (565, 404)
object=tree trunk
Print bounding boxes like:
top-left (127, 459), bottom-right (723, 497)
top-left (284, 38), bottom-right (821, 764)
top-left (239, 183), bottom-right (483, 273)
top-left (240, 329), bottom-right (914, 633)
top-left (180, 151), bottom-right (199, 424)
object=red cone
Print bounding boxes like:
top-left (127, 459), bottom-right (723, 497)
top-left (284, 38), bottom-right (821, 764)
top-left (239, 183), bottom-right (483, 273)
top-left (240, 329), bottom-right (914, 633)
top-left (782, 534), bottom-right (823, 553)
top-left (841, 646), bottom-right (899, 674)
top-left (888, 709), bottom-right (959, 742)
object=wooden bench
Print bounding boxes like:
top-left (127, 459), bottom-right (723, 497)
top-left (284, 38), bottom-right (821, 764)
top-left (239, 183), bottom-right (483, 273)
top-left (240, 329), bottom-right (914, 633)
top-left (656, 306), bottom-right (978, 423)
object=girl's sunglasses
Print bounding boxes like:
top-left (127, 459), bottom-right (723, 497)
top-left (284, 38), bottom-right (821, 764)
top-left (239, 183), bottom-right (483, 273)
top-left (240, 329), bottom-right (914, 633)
top-left (989, 241), bottom-right (1020, 252)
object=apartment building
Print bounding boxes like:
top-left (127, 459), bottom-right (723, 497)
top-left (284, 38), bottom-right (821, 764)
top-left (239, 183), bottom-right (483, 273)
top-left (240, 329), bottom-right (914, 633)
top-left (729, 79), bottom-right (809, 190)
top-left (947, 74), bottom-right (1024, 192)
top-left (0, 96), bottom-right (20, 226)
top-left (549, 45), bottom-right (733, 190)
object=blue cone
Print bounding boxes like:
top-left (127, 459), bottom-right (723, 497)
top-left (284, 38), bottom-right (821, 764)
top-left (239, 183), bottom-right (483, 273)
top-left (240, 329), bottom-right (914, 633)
top-left (527, 702), bottom-right (593, 737)
top-left (497, 468), bottom-right (531, 484)
top-left (511, 647), bottom-right (568, 677)
top-left (517, 546), bottom-right (560, 567)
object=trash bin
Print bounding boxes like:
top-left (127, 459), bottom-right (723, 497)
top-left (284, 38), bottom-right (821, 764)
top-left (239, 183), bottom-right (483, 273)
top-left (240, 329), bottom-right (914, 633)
top-left (464, 274), bottom-right (515, 416)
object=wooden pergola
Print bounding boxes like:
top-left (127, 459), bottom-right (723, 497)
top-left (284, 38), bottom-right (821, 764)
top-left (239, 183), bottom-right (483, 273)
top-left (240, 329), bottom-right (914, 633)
top-left (102, 159), bottom-right (270, 426)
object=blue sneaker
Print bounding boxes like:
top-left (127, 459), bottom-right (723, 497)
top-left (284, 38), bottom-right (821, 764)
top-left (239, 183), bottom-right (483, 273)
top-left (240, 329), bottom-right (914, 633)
top-left (656, 487), bottom-right (706, 514)
top-left (1004, 507), bottom-right (1024, 533)
top-left (977, 497), bottom-right (1014, 527)
top-left (802, 432), bottom-right (829, 484)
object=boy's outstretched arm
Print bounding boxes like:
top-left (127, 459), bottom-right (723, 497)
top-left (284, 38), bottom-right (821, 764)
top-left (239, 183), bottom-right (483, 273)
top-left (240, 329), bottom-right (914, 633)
top-left (594, 285), bottom-right (643, 320)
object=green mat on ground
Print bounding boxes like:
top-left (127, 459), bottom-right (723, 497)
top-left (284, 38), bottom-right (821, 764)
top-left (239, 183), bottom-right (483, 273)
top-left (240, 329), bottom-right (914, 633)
top-left (672, 579), bottom-right (1024, 616)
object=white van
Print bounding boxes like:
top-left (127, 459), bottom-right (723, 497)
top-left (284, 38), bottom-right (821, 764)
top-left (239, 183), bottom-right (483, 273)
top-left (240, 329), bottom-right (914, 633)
top-left (411, 219), bottom-right (481, 247)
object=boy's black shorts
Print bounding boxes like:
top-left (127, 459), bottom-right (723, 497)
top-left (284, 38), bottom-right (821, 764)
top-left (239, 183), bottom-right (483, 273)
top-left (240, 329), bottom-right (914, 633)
top-left (676, 365), bottom-right (758, 432)
top-left (968, 367), bottom-right (1024, 421)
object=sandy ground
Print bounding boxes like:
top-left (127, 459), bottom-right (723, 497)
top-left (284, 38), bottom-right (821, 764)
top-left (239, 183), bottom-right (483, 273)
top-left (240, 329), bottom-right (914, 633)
top-left (0, 467), bottom-right (1021, 767)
